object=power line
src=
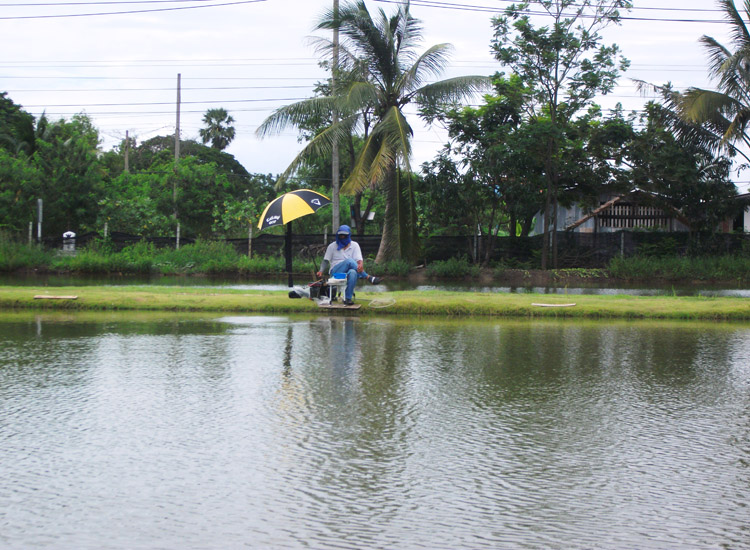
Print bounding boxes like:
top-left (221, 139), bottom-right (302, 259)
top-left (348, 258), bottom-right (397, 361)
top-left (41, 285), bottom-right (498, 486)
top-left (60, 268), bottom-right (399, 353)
top-left (20, 97), bottom-right (309, 108)
top-left (375, 0), bottom-right (744, 23)
top-left (0, 0), bottom-right (265, 19)
top-left (4, 85), bottom-right (316, 92)
top-left (0, 75), bottom-right (322, 80)
top-left (0, 0), bottom-right (229, 5)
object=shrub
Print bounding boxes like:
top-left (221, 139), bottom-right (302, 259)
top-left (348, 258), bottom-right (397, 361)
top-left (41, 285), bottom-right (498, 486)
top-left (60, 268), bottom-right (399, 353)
top-left (0, 236), bottom-right (52, 271)
top-left (426, 257), bottom-right (479, 278)
top-left (607, 254), bottom-right (750, 281)
top-left (153, 240), bottom-right (238, 274)
top-left (378, 258), bottom-right (411, 277)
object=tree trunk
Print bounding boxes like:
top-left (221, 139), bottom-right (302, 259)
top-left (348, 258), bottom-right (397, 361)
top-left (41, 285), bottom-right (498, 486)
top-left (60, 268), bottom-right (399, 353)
top-left (375, 168), bottom-right (400, 263)
top-left (551, 186), bottom-right (559, 269)
top-left (541, 178), bottom-right (552, 270)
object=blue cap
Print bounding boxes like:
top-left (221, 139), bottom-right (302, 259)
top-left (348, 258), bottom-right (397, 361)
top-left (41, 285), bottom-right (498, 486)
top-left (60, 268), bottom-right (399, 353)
top-left (337, 224), bottom-right (351, 235)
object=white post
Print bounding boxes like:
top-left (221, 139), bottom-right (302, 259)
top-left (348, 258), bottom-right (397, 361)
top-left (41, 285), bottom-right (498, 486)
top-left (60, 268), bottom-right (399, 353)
top-left (28, 221), bottom-right (32, 245)
top-left (37, 198), bottom-right (42, 243)
top-left (104, 222), bottom-right (108, 239)
top-left (176, 223), bottom-right (181, 250)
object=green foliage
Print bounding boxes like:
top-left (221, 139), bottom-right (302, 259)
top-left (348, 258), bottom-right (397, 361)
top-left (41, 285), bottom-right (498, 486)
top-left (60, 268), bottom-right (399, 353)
top-left (426, 257), bottom-right (480, 278)
top-left (52, 248), bottom-right (133, 273)
top-left (259, 0), bottom-right (488, 262)
top-left (659, 1), bottom-right (750, 165)
top-left (152, 240), bottom-right (239, 274)
top-left (98, 172), bottom-right (173, 236)
top-left (378, 258), bottom-right (411, 277)
top-left (626, 108), bottom-right (739, 233)
top-left (420, 75), bottom-right (547, 262)
top-left (0, 92), bottom-right (35, 155)
top-left (211, 193), bottom-right (259, 238)
top-left (607, 254), bottom-right (750, 281)
top-left (0, 148), bottom-right (42, 233)
top-left (236, 254), bottom-right (286, 274)
top-left (0, 235), bottom-right (51, 271)
top-left (636, 237), bottom-right (680, 257)
top-left (492, 0), bottom-right (631, 268)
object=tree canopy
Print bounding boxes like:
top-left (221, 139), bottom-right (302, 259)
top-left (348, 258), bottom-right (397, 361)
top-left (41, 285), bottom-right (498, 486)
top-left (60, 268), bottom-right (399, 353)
top-left (258, 0), bottom-right (488, 262)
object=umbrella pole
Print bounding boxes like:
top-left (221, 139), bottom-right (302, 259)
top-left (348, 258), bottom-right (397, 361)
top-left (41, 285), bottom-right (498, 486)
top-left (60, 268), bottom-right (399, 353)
top-left (285, 222), bottom-right (293, 287)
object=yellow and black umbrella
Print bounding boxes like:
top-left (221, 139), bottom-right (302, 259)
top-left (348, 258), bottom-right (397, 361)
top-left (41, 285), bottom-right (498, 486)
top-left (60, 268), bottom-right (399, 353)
top-left (257, 189), bottom-right (331, 230)
top-left (257, 190), bottom-right (332, 287)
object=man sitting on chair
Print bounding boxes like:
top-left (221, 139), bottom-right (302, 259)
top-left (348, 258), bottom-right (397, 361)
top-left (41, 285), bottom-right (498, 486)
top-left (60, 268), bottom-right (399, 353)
top-left (317, 225), bottom-right (381, 306)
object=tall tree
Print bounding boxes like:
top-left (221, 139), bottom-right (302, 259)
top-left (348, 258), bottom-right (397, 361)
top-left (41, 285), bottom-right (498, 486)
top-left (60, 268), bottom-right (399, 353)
top-left (199, 108), bottom-right (236, 151)
top-left (627, 105), bottom-right (739, 235)
top-left (661, 0), bottom-right (750, 165)
top-left (258, 0), bottom-right (488, 263)
top-left (491, 0), bottom-right (631, 268)
top-left (0, 92), bottom-right (35, 156)
top-left (421, 75), bottom-right (546, 263)
top-left (30, 114), bottom-right (104, 236)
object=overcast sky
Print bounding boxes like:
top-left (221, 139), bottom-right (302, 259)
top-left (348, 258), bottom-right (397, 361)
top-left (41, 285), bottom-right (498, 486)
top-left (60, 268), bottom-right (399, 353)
top-left (1, 0), bottom-right (745, 189)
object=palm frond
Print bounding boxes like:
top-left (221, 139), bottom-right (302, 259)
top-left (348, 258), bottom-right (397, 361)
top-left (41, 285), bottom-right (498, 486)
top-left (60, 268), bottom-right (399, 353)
top-left (699, 35), bottom-right (733, 81)
top-left (340, 106), bottom-right (413, 194)
top-left (339, 81), bottom-right (379, 112)
top-left (722, 105), bottom-right (750, 144)
top-left (412, 75), bottom-right (491, 107)
top-left (379, 105), bottom-right (413, 172)
top-left (397, 43), bottom-right (454, 93)
top-left (678, 87), bottom-right (740, 124)
top-left (273, 117), bottom-right (359, 188)
top-left (717, 0), bottom-right (750, 52)
top-left (341, 130), bottom-right (382, 194)
top-left (255, 96), bottom-right (337, 137)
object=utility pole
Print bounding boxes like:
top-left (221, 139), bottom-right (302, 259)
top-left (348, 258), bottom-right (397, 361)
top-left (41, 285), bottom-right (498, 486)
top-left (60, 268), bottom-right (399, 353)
top-left (174, 73), bottom-right (181, 219)
top-left (175, 73), bottom-right (181, 165)
top-left (124, 130), bottom-right (130, 173)
top-left (331, 0), bottom-right (340, 232)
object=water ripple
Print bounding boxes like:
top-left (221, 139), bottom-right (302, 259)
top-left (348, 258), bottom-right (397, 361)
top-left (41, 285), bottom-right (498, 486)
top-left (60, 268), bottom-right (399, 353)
top-left (1, 318), bottom-right (749, 549)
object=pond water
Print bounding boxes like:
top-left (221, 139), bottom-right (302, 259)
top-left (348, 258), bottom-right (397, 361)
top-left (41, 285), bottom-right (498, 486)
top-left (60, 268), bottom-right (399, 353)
top-left (4, 273), bottom-right (750, 297)
top-left (1, 312), bottom-right (749, 549)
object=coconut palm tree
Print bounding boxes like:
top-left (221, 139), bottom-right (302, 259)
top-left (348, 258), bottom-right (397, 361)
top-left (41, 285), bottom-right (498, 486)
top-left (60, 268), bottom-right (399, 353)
top-left (199, 108), bottom-right (236, 151)
top-left (669, 0), bottom-right (750, 163)
top-left (257, 0), bottom-right (488, 262)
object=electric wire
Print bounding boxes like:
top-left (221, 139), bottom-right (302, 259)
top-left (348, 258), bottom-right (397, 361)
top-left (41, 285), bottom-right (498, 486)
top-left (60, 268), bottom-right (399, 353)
top-left (374, 0), bottom-right (747, 24)
top-left (0, 0), bottom-right (265, 19)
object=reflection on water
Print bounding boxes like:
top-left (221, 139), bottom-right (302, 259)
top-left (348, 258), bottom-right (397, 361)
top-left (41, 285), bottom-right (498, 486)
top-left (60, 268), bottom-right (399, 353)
top-left (4, 273), bottom-right (750, 297)
top-left (1, 313), bottom-right (749, 549)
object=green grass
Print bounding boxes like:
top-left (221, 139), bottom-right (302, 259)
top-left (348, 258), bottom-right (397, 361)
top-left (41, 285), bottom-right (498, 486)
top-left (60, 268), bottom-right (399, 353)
top-left (4, 285), bottom-right (750, 321)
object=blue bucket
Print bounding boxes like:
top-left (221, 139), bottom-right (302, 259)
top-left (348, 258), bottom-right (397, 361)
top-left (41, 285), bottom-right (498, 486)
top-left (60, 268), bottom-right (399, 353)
top-left (333, 273), bottom-right (346, 279)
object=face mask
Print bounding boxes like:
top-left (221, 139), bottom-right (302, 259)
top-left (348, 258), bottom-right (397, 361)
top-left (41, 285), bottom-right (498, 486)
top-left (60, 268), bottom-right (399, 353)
top-left (336, 233), bottom-right (351, 250)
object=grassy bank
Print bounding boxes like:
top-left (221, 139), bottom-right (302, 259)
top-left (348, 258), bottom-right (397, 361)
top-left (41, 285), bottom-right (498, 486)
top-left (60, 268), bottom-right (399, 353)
top-left (3, 285), bottom-right (750, 320)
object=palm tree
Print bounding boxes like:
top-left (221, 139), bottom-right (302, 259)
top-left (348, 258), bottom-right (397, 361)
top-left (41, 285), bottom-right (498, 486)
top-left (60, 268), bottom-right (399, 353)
top-left (669, 0), bottom-right (750, 164)
top-left (257, 0), bottom-right (488, 262)
top-left (199, 108), bottom-right (236, 151)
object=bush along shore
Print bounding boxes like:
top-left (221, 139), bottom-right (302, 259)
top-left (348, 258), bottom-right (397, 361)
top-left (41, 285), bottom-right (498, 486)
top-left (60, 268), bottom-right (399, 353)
top-left (5, 238), bottom-right (750, 286)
